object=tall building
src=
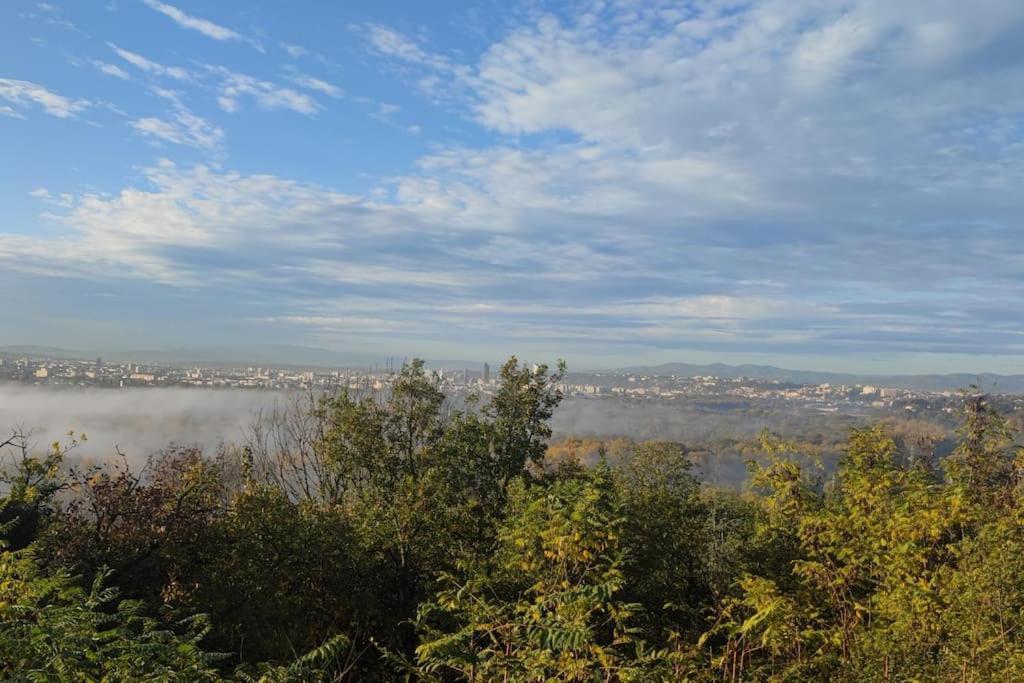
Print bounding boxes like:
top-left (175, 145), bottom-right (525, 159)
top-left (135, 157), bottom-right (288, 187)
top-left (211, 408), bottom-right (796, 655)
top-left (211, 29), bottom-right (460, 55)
top-left (483, 362), bottom-right (490, 384)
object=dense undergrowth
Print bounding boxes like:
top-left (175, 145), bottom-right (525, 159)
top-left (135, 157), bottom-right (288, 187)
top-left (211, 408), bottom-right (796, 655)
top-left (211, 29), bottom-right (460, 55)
top-left (2, 358), bottom-right (1023, 681)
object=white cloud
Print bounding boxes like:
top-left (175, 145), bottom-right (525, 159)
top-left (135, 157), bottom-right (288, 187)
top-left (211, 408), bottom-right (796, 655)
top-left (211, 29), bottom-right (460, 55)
top-left (611, 296), bottom-right (840, 321)
top-left (150, 86), bottom-right (181, 101)
top-left (108, 42), bottom-right (190, 80)
top-left (286, 72), bottom-right (343, 99)
top-left (262, 315), bottom-right (405, 333)
top-left (20, 161), bottom-right (361, 272)
top-left (364, 24), bottom-right (439, 65)
top-left (140, 0), bottom-right (264, 50)
top-left (364, 0), bottom-right (1024, 229)
top-left (28, 187), bottom-right (74, 206)
top-left (141, 0), bottom-right (240, 41)
top-left (0, 79), bottom-right (89, 118)
top-left (22, 2), bottom-right (87, 35)
top-left (790, 12), bottom-right (880, 89)
top-left (6, 0), bottom-right (1024, 361)
top-left (280, 42), bottom-right (338, 66)
top-left (360, 23), bottom-right (473, 100)
top-left (132, 103), bottom-right (224, 150)
top-left (90, 59), bottom-right (131, 80)
top-left (1, 161), bottom-right (507, 291)
top-left (281, 42), bottom-right (308, 58)
top-left (363, 0), bottom-right (1024, 167)
top-left (209, 67), bottom-right (320, 115)
top-left (4, 152), bottom-right (1024, 358)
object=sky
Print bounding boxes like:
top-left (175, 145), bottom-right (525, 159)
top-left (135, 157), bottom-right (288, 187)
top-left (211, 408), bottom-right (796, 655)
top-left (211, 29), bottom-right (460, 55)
top-left (2, 0), bottom-right (1024, 373)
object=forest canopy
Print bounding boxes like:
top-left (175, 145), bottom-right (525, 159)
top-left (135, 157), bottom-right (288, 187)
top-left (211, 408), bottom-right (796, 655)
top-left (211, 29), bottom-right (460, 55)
top-left (2, 357), bottom-right (1024, 681)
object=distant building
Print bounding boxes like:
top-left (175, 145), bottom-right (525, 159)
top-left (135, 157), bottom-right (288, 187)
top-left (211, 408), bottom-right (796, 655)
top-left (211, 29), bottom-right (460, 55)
top-left (483, 362), bottom-right (490, 384)
top-left (34, 367), bottom-right (48, 379)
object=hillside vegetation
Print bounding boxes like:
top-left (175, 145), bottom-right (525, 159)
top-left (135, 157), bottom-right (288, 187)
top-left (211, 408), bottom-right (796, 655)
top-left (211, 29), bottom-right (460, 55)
top-left (2, 357), bottom-right (1024, 681)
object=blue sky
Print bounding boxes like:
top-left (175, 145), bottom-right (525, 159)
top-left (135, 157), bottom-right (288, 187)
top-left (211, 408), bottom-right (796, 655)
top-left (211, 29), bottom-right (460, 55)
top-left (2, 0), bottom-right (1024, 373)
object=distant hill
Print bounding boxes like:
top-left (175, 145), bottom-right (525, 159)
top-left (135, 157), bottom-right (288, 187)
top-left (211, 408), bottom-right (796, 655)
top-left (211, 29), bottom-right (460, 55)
top-left (6, 345), bottom-right (1021, 392)
top-left (0, 345), bottom-right (94, 360)
top-left (0, 344), bottom-right (483, 371)
top-left (617, 362), bottom-right (1024, 393)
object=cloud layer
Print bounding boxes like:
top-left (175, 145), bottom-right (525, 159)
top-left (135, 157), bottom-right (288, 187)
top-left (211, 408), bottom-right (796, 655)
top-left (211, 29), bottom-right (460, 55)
top-left (141, 0), bottom-right (240, 42)
top-left (4, 0), bottom-right (1024, 368)
top-left (0, 78), bottom-right (89, 118)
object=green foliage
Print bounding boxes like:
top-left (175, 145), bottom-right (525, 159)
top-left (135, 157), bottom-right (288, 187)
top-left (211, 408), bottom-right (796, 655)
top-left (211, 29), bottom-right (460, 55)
top-left (695, 409), bottom-right (1024, 682)
top-left (616, 441), bottom-right (709, 639)
top-left (6, 366), bottom-right (1024, 682)
top-left (235, 634), bottom-right (360, 683)
top-left (0, 548), bottom-right (224, 681)
top-left (415, 468), bottom-right (649, 681)
top-left (484, 356), bottom-right (566, 487)
top-left (937, 508), bottom-right (1024, 679)
top-left (1, 430), bottom-right (82, 550)
top-left (181, 484), bottom-right (370, 666)
top-left (38, 447), bottom-right (225, 607)
top-left (946, 389), bottom-right (1021, 510)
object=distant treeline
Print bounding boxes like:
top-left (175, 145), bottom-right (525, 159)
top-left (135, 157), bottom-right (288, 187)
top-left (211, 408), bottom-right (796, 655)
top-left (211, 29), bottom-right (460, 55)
top-left (2, 357), bottom-right (1024, 680)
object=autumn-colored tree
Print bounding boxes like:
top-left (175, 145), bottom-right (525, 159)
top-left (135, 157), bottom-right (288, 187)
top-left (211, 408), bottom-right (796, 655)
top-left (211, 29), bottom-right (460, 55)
top-left (415, 467), bottom-right (650, 681)
top-left (7, 367), bottom-right (1024, 682)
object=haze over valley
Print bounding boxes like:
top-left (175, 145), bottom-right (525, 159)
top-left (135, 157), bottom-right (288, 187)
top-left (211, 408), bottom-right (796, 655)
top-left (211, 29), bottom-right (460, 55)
top-left (6, 348), bottom-right (1014, 486)
top-left (5, 0), bottom-right (1024, 679)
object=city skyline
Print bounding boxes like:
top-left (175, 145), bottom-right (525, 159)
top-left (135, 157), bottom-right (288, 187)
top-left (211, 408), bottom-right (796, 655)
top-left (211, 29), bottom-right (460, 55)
top-left (11, 347), bottom-right (1022, 399)
top-left (7, 345), bottom-right (1024, 392)
top-left (3, 1), bottom-right (1024, 373)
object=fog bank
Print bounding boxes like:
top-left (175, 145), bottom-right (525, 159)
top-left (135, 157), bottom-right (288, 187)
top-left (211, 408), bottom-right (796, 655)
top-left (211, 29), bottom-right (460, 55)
top-left (0, 386), bottom-right (860, 482)
top-left (1, 388), bottom-right (735, 464)
top-left (0, 385), bottom-right (280, 465)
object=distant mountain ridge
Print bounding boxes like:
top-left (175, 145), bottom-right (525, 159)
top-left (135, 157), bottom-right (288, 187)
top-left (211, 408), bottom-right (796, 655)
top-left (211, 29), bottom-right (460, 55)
top-left (5, 346), bottom-right (1022, 393)
top-left (617, 362), bottom-right (1024, 393)
top-left (0, 344), bottom-right (482, 371)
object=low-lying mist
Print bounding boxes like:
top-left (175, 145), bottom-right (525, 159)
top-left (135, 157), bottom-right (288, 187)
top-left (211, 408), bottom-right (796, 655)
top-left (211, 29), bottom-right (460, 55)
top-left (0, 385), bottom-right (875, 486)
top-left (1, 387), bottom-right (765, 460)
top-left (552, 400), bottom-right (775, 442)
top-left (0, 385), bottom-right (280, 467)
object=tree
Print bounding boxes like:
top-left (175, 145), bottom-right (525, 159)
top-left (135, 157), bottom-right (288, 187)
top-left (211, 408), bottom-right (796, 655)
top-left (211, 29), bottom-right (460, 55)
top-left (415, 468), bottom-right (649, 681)
top-left (183, 484), bottom-right (371, 670)
top-left (945, 389), bottom-right (1021, 510)
top-left (483, 357), bottom-right (566, 491)
top-left (0, 547), bottom-right (224, 681)
top-left (0, 429), bottom-right (82, 550)
top-left (39, 447), bottom-right (224, 606)
top-left (616, 441), bottom-right (708, 641)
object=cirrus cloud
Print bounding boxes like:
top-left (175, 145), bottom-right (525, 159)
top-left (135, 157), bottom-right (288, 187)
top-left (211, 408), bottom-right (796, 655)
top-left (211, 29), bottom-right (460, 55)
top-left (5, 0), bottom-right (1024, 367)
top-left (0, 78), bottom-right (89, 118)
